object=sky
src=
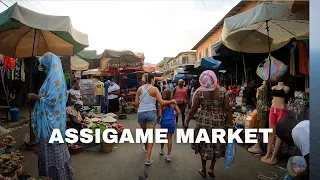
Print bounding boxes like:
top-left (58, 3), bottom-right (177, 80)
top-left (0, 0), bottom-right (240, 64)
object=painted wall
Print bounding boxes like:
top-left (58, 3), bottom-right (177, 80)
top-left (195, 1), bottom-right (260, 60)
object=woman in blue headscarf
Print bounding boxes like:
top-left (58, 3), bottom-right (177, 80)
top-left (28, 52), bottom-right (74, 180)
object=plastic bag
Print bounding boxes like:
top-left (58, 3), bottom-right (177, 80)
top-left (225, 139), bottom-right (236, 168)
top-left (256, 56), bottom-right (287, 82)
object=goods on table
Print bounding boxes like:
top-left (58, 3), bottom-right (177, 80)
top-left (110, 123), bottom-right (125, 133)
top-left (102, 116), bottom-right (117, 123)
top-left (80, 79), bottom-right (95, 106)
top-left (0, 151), bottom-right (23, 176)
top-left (234, 114), bottom-right (246, 126)
top-left (0, 136), bottom-right (16, 155)
top-left (90, 123), bottom-right (108, 137)
top-left (105, 113), bottom-right (117, 118)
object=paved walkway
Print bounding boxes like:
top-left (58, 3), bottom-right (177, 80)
top-left (10, 114), bottom-right (284, 180)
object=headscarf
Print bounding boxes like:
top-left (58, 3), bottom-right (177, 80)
top-left (75, 100), bottom-right (83, 107)
top-left (33, 52), bottom-right (68, 143)
top-left (192, 70), bottom-right (219, 102)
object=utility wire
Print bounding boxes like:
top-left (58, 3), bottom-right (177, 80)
top-left (201, 0), bottom-right (207, 12)
top-left (0, 0), bottom-right (8, 7)
top-left (33, 0), bottom-right (51, 14)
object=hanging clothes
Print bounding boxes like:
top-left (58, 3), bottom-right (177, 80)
top-left (21, 59), bottom-right (25, 82)
top-left (3, 56), bottom-right (16, 70)
top-left (295, 44), bottom-right (300, 75)
top-left (7, 69), bottom-right (10, 80)
top-left (14, 59), bottom-right (21, 80)
top-left (298, 41), bottom-right (309, 75)
top-left (289, 43), bottom-right (296, 76)
top-left (0, 54), bottom-right (3, 67)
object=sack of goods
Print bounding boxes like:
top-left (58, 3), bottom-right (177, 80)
top-left (256, 56), bottom-right (287, 82)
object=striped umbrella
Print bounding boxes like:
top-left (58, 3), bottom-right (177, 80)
top-left (256, 56), bottom-right (287, 82)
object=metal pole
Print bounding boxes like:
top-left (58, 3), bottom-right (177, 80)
top-left (235, 59), bottom-right (238, 86)
top-left (29, 29), bottom-right (37, 147)
top-left (266, 21), bottom-right (272, 81)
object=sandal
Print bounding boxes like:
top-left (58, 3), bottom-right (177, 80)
top-left (208, 171), bottom-right (215, 179)
top-left (145, 160), bottom-right (154, 166)
top-left (198, 168), bottom-right (206, 177)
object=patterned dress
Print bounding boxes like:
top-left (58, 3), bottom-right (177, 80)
top-left (33, 53), bottom-right (74, 180)
top-left (256, 85), bottom-right (269, 143)
top-left (191, 88), bottom-right (227, 161)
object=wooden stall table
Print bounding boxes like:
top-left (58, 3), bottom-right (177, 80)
top-left (0, 105), bottom-right (11, 122)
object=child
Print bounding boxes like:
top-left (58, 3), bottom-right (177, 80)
top-left (158, 89), bottom-right (181, 162)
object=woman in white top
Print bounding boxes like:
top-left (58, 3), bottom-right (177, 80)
top-left (135, 73), bottom-right (176, 166)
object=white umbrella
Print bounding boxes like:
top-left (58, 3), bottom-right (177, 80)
top-left (221, 2), bottom-right (309, 53)
top-left (82, 69), bottom-right (102, 76)
top-left (221, 2), bottom-right (309, 80)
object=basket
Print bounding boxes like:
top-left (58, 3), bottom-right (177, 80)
top-left (124, 107), bottom-right (134, 114)
top-left (69, 145), bottom-right (84, 155)
top-left (101, 143), bottom-right (113, 153)
top-left (118, 114), bottom-right (127, 119)
top-left (16, 165), bottom-right (23, 176)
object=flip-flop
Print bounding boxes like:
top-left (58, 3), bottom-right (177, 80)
top-left (208, 171), bottom-right (215, 179)
top-left (264, 158), bottom-right (278, 165)
top-left (198, 169), bottom-right (206, 177)
top-left (145, 160), bottom-right (154, 166)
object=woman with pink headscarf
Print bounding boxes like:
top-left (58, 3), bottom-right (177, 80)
top-left (184, 70), bottom-right (233, 178)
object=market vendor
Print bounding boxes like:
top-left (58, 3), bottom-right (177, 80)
top-left (68, 83), bottom-right (80, 105)
top-left (66, 100), bottom-right (87, 131)
top-left (276, 119), bottom-right (309, 179)
top-left (108, 78), bottom-right (120, 113)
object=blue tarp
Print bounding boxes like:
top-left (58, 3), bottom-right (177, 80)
top-left (174, 74), bottom-right (194, 80)
top-left (199, 57), bottom-right (221, 70)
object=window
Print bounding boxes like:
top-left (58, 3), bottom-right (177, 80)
top-left (198, 53), bottom-right (202, 61)
top-left (173, 60), bottom-right (177, 66)
top-left (205, 48), bottom-right (209, 57)
top-left (182, 56), bottom-right (188, 64)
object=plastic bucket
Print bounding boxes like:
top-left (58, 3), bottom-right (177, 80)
top-left (10, 108), bottom-right (19, 122)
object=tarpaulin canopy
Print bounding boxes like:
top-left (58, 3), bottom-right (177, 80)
top-left (0, 3), bottom-right (89, 58)
top-left (143, 63), bottom-right (155, 73)
top-left (221, 2), bottom-right (309, 53)
top-left (70, 56), bottom-right (89, 71)
top-left (195, 57), bottom-right (222, 70)
top-left (77, 50), bottom-right (98, 69)
top-left (99, 49), bottom-right (144, 69)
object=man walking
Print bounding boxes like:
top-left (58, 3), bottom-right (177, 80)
top-left (108, 78), bottom-right (120, 113)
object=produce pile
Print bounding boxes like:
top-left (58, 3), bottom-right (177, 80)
top-left (90, 123), bottom-right (108, 137)
top-left (0, 151), bottom-right (23, 176)
top-left (0, 136), bottom-right (15, 154)
top-left (110, 124), bottom-right (125, 134)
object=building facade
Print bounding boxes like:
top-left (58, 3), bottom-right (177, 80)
top-left (165, 51), bottom-right (196, 79)
top-left (192, 1), bottom-right (260, 60)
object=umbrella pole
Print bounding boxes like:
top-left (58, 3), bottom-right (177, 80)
top-left (28, 29), bottom-right (37, 149)
top-left (266, 21), bottom-right (272, 81)
top-left (235, 59), bottom-right (238, 86)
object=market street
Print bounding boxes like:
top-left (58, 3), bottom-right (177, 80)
top-left (9, 114), bottom-right (283, 180)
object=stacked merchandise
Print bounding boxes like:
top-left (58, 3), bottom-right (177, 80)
top-left (80, 79), bottom-right (95, 106)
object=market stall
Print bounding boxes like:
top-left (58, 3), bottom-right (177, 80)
top-left (221, 2), bottom-right (309, 168)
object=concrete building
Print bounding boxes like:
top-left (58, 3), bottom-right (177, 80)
top-left (156, 57), bottom-right (174, 79)
top-left (165, 51), bottom-right (196, 79)
top-left (191, 0), bottom-right (308, 60)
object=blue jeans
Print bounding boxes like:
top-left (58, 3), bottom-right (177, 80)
top-left (138, 110), bottom-right (157, 125)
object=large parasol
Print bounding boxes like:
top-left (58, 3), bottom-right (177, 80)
top-left (0, 3), bottom-right (89, 148)
top-left (221, 2), bottom-right (309, 80)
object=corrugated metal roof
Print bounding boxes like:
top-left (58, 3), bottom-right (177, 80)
top-left (191, 0), bottom-right (250, 50)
